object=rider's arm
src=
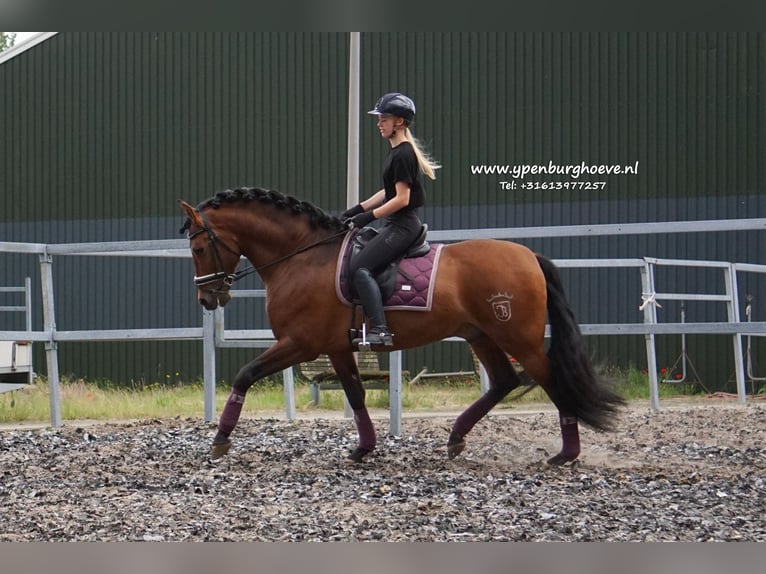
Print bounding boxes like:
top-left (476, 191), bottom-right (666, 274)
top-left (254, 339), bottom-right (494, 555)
top-left (369, 181), bottom-right (410, 219)
top-left (360, 189), bottom-right (386, 212)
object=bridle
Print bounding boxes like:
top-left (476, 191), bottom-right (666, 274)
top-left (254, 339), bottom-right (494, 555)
top-left (187, 209), bottom-right (243, 290)
top-left (187, 208), bottom-right (348, 290)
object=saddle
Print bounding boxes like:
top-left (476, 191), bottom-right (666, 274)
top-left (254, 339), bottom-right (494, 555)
top-left (348, 224), bottom-right (430, 301)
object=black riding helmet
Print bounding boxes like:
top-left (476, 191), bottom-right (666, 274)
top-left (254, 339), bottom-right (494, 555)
top-left (368, 92), bottom-right (416, 124)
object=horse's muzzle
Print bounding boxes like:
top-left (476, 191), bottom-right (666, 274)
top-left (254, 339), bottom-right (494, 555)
top-left (198, 290), bottom-right (232, 310)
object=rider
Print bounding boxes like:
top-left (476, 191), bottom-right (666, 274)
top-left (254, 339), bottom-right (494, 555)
top-left (342, 92), bottom-right (440, 347)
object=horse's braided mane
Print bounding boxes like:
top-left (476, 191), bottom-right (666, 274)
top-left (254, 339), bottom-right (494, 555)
top-left (181, 187), bottom-right (347, 234)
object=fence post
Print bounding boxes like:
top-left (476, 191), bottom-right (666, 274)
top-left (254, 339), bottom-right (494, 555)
top-left (282, 367), bottom-right (296, 421)
top-left (726, 264), bottom-right (747, 404)
top-left (640, 259), bottom-right (661, 412)
top-left (389, 350), bottom-right (403, 436)
top-left (479, 362), bottom-right (490, 394)
top-left (39, 251), bottom-right (61, 427)
top-left (25, 276), bottom-right (33, 385)
top-left (202, 309), bottom-right (216, 422)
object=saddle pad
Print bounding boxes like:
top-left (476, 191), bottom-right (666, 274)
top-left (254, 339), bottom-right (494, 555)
top-left (335, 231), bottom-right (443, 311)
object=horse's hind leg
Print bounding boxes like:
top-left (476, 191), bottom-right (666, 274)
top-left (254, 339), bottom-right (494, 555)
top-left (328, 351), bottom-right (376, 463)
top-left (512, 347), bottom-right (580, 466)
top-left (448, 336), bottom-right (522, 460)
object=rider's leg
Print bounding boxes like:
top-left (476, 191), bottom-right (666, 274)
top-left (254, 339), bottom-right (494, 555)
top-left (352, 267), bottom-right (393, 346)
top-left (348, 217), bottom-right (420, 346)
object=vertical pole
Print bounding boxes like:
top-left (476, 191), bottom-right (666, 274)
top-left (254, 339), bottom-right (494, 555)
top-left (479, 362), bottom-right (490, 394)
top-left (24, 277), bottom-right (32, 331)
top-left (342, 352), bottom-right (354, 417)
top-left (202, 308), bottom-right (216, 422)
top-left (25, 276), bottom-right (33, 385)
top-left (389, 350), bottom-right (403, 436)
top-left (744, 295), bottom-right (765, 389)
top-left (641, 260), bottom-right (661, 412)
top-left (726, 264), bottom-right (747, 404)
top-left (342, 32), bottom-right (362, 419)
top-left (282, 367), bottom-right (296, 421)
top-left (346, 32), bottom-right (361, 209)
top-left (39, 252), bottom-right (61, 428)
top-left (214, 305), bottom-right (225, 343)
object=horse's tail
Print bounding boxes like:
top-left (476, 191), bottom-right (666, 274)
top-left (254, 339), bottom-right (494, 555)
top-left (535, 254), bottom-right (626, 431)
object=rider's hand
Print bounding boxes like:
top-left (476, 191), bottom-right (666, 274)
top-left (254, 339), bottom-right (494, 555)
top-left (341, 204), bottom-right (364, 219)
top-left (345, 211), bottom-right (375, 229)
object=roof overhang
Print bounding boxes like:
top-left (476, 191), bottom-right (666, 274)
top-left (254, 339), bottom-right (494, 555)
top-left (0, 32), bottom-right (59, 65)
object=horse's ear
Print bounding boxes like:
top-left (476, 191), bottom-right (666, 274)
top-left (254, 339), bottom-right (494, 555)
top-left (178, 200), bottom-right (204, 228)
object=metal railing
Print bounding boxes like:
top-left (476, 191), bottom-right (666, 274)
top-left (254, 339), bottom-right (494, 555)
top-left (0, 240), bottom-right (196, 426)
top-left (1, 217), bottom-right (765, 429)
top-left (0, 277), bottom-right (34, 391)
top-left (638, 258), bottom-right (766, 410)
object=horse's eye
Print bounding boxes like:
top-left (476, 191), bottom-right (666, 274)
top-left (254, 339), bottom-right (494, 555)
top-left (193, 246), bottom-right (205, 257)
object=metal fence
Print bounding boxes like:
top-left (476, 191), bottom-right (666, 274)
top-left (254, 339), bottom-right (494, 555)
top-left (0, 277), bottom-right (33, 391)
top-left (2, 218), bottom-right (766, 432)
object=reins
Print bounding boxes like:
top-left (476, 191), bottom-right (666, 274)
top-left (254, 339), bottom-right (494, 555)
top-left (242, 229), bottom-right (349, 276)
top-left (189, 209), bottom-right (348, 288)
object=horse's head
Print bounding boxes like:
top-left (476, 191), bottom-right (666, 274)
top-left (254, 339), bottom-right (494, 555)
top-left (178, 200), bottom-right (241, 310)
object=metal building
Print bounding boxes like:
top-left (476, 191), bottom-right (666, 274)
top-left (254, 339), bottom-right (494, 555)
top-left (1, 32), bottom-right (764, 389)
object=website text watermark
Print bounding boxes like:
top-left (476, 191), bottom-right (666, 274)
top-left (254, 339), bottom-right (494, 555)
top-left (471, 160), bottom-right (639, 191)
top-left (470, 160), bottom-right (639, 179)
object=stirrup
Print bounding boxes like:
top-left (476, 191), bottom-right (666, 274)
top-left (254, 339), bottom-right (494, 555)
top-left (368, 330), bottom-right (394, 347)
top-left (352, 325), bottom-right (394, 350)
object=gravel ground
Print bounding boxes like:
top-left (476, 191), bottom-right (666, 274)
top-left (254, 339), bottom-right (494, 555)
top-left (0, 400), bottom-right (764, 541)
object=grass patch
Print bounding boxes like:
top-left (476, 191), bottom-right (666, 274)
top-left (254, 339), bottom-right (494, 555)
top-left (605, 365), bottom-right (708, 400)
top-left (0, 366), bottom-right (712, 425)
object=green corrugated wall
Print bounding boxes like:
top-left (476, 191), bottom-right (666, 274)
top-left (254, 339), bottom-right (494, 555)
top-left (1, 32), bottom-right (764, 388)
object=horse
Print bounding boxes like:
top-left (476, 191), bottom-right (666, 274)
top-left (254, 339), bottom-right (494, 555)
top-left (178, 187), bottom-right (625, 465)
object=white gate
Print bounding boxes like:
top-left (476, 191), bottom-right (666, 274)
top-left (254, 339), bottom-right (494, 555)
top-left (0, 278), bottom-right (34, 392)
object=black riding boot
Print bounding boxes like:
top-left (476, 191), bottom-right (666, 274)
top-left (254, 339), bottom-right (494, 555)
top-left (352, 268), bottom-right (394, 347)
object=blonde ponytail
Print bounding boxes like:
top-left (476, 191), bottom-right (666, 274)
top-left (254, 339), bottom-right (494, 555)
top-left (403, 127), bottom-right (440, 180)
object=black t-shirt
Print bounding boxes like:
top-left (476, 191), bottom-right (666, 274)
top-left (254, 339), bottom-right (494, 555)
top-left (381, 141), bottom-right (425, 211)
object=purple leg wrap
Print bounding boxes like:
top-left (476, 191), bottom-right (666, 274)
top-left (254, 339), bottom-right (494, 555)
top-left (559, 414), bottom-right (581, 458)
top-left (218, 389), bottom-right (246, 435)
top-left (452, 394), bottom-right (496, 437)
top-left (353, 408), bottom-right (376, 451)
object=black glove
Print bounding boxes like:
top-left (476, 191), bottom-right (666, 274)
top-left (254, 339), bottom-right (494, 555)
top-left (341, 204), bottom-right (364, 219)
top-left (346, 210), bottom-right (376, 229)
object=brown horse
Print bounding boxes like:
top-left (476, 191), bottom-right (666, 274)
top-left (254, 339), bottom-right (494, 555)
top-left (179, 187), bottom-right (625, 465)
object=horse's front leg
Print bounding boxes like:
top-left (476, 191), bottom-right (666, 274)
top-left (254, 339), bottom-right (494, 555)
top-left (211, 338), bottom-right (310, 460)
top-left (328, 351), bottom-right (376, 463)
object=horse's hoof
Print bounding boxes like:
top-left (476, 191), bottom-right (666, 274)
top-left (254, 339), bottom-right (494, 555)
top-left (210, 438), bottom-right (232, 460)
top-left (546, 452), bottom-right (578, 466)
top-left (348, 447), bottom-right (372, 463)
top-left (447, 431), bottom-right (466, 460)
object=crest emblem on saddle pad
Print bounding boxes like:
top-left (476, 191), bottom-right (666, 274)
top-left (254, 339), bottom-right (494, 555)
top-left (488, 292), bottom-right (513, 322)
